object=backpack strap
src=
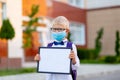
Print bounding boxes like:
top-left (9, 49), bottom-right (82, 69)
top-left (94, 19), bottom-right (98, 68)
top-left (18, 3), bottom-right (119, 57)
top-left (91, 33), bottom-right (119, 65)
top-left (66, 42), bottom-right (73, 50)
top-left (47, 42), bottom-right (53, 47)
top-left (67, 42), bottom-right (77, 80)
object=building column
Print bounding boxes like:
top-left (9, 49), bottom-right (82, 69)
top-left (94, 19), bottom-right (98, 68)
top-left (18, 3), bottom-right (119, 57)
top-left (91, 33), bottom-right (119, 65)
top-left (6, 0), bottom-right (23, 68)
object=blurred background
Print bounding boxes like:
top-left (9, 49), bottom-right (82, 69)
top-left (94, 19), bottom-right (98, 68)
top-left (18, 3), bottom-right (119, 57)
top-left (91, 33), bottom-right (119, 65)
top-left (0, 0), bottom-right (120, 72)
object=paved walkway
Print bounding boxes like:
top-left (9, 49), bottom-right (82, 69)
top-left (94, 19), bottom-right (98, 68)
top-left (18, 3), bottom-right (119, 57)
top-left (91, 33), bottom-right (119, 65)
top-left (0, 64), bottom-right (120, 80)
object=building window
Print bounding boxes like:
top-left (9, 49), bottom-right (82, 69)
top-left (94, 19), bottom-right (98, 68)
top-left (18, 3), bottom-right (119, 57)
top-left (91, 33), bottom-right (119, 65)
top-left (2, 3), bottom-right (6, 20)
top-left (0, 2), bottom-right (6, 26)
top-left (0, 2), bottom-right (6, 19)
top-left (68, 0), bottom-right (73, 3)
top-left (70, 22), bottom-right (85, 45)
top-left (68, 0), bottom-right (84, 8)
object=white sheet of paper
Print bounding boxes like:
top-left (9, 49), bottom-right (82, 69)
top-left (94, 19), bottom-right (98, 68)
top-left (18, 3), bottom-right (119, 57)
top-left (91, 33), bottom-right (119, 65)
top-left (37, 47), bottom-right (71, 74)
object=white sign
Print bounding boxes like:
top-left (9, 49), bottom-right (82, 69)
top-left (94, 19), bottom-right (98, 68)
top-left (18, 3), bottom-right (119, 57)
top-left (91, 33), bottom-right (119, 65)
top-left (37, 47), bottom-right (71, 74)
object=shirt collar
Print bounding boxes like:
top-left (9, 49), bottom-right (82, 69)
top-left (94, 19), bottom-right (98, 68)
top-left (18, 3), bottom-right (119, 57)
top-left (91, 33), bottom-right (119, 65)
top-left (63, 38), bottom-right (68, 42)
top-left (54, 38), bottom-right (68, 43)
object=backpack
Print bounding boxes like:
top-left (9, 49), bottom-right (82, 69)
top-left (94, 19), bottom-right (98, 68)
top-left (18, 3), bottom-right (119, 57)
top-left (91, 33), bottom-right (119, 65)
top-left (47, 41), bottom-right (77, 80)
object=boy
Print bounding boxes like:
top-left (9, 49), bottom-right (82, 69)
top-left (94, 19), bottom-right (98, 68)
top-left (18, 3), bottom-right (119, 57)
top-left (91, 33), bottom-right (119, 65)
top-left (34, 16), bottom-right (80, 80)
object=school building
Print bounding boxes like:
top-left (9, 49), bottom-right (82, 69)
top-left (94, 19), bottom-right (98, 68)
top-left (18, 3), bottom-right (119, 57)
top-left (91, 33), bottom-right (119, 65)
top-left (0, 0), bottom-right (120, 69)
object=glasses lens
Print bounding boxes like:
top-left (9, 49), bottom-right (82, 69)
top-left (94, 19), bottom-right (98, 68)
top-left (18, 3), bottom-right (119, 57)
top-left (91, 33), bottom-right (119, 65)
top-left (51, 28), bottom-right (65, 31)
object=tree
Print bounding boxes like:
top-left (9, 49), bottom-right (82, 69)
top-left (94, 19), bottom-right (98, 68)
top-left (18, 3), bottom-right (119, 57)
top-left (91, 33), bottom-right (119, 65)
top-left (115, 31), bottom-right (120, 56)
top-left (0, 19), bottom-right (15, 39)
top-left (95, 28), bottom-right (104, 57)
top-left (0, 18), bottom-right (15, 69)
top-left (23, 5), bottom-right (39, 48)
top-left (67, 32), bottom-right (71, 41)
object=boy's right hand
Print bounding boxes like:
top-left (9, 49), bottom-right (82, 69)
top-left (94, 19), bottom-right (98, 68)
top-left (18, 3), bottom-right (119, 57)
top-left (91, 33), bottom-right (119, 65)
top-left (34, 54), bottom-right (40, 61)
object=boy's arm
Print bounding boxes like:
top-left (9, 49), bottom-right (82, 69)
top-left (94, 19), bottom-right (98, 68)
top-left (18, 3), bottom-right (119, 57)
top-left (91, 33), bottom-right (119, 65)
top-left (69, 50), bottom-right (76, 64)
top-left (71, 44), bottom-right (80, 69)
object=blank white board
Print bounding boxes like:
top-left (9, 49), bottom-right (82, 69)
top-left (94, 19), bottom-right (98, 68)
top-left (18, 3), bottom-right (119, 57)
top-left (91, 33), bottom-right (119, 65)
top-left (37, 47), bottom-right (71, 74)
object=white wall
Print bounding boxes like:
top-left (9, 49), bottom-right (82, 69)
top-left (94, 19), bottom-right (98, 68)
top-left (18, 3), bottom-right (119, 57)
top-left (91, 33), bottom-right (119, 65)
top-left (87, 0), bottom-right (120, 9)
top-left (6, 0), bottom-right (23, 58)
top-left (0, 0), bottom-right (6, 3)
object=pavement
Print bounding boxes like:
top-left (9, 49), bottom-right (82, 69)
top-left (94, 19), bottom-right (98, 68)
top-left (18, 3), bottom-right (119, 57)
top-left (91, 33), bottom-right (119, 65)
top-left (0, 64), bottom-right (120, 80)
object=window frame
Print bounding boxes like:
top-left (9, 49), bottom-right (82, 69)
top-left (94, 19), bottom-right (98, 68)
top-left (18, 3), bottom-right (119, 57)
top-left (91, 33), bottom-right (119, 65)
top-left (2, 2), bottom-right (7, 20)
top-left (68, 0), bottom-right (84, 8)
top-left (0, 2), bottom-right (7, 20)
top-left (69, 22), bottom-right (86, 45)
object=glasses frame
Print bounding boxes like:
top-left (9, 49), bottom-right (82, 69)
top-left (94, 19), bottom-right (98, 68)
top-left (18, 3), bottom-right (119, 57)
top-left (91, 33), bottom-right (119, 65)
top-left (51, 28), bottom-right (66, 32)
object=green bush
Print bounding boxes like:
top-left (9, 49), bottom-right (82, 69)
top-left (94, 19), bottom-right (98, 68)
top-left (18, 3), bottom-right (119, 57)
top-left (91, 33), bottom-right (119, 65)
top-left (0, 19), bottom-right (15, 39)
top-left (77, 48), bottom-right (97, 60)
top-left (115, 31), bottom-right (120, 56)
top-left (116, 56), bottom-right (120, 63)
top-left (104, 56), bottom-right (117, 63)
top-left (94, 28), bottom-right (104, 58)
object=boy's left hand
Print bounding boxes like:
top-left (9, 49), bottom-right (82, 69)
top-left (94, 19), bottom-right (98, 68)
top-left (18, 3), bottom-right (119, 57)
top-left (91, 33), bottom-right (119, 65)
top-left (69, 50), bottom-right (76, 65)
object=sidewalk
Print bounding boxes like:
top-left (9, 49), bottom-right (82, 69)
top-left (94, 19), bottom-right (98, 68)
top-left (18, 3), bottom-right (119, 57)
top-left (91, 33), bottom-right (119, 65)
top-left (77, 64), bottom-right (120, 78)
top-left (0, 64), bottom-right (120, 80)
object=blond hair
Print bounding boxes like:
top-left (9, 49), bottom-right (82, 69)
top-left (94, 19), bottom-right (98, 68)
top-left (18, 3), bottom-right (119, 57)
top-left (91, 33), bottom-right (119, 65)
top-left (52, 16), bottom-right (69, 30)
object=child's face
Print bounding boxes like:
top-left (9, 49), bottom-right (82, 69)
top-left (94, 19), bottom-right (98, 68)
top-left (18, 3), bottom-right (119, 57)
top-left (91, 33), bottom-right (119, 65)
top-left (51, 24), bottom-right (69, 41)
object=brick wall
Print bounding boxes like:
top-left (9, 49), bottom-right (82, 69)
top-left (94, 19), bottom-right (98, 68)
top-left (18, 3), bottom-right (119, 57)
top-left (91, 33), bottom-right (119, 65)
top-left (0, 39), bottom-right (7, 57)
top-left (0, 58), bottom-right (21, 69)
top-left (87, 7), bottom-right (120, 55)
top-left (0, 40), bottom-right (21, 69)
top-left (52, 1), bottom-right (87, 23)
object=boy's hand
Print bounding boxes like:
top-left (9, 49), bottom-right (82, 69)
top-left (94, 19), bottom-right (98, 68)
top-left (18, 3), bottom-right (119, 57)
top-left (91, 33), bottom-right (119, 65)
top-left (34, 54), bottom-right (40, 61)
top-left (69, 51), bottom-right (76, 65)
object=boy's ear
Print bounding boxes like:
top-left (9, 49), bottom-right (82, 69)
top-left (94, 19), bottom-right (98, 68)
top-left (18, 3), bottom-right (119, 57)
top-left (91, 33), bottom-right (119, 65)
top-left (66, 29), bottom-right (70, 33)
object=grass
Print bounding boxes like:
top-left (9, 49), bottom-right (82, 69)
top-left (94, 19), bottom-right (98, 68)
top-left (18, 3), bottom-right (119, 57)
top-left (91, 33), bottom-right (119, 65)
top-left (80, 56), bottom-right (120, 64)
top-left (80, 59), bottom-right (106, 64)
top-left (0, 68), bottom-right (36, 76)
top-left (80, 59), bottom-right (120, 64)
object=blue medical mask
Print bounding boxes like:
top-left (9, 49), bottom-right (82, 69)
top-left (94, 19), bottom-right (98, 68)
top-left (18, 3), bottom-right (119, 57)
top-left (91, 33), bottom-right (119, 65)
top-left (52, 31), bottom-right (67, 41)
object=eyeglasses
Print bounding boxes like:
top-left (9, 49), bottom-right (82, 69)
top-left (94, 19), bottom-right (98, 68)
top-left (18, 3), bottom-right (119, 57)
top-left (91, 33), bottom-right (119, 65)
top-left (51, 28), bottom-right (66, 32)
